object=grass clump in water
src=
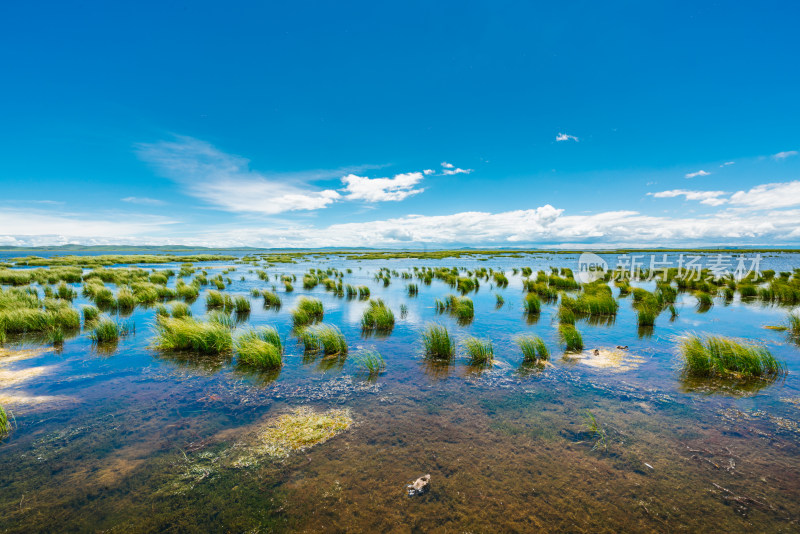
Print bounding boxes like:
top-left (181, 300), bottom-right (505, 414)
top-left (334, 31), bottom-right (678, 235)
top-left (518, 335), bottom-right (549, 362)
top-left (422, 323), bottom-right (455, 360)
top-left (523, 293), bottom-right (541, 314)
top-left (360, 299), bottom-right (395, 334)
top-left (82, 305), bottom-right (100, 323)
top-left (262, 290), bottom-right (282, 309)
top-left (788, 312), bottom-right (800, 336)
top-left (298, 324), bottom-right (348, 355)
top-left (680, 335), bottom-right (787, 379)
top-left (558, 324), bottom-right (584, 352)
top-left (234, 296), bottom-right (251, 314)
top-left (169, 301), bottom-right (192, 318)
top-left (0, 405), bottom-right (10, 437)
top-left (236, 327), bottom-right (283, 369)
top-left (463, 336), bottom-right (493, 366)
top-left (583, 412), bottom-right (608, 451)
top-left (291, 297), bottom-right (324, 327)
top-left (153, 317), bottom-right (233, 354)
top-left (89, 316), bottom-right (134, 343)
top-left (356, 350), bottom-right (385, 378)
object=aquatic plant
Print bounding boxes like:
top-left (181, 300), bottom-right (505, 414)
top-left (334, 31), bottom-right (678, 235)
top-left (695, 291), bottom-right (714, 310)
top-left (89, 316), bottom-right (134, 343)
top-left (422, 323), bottom-right (455, 360)
top-left (236, 327), bottom-right (283, 369)
top-left (790, 312), bottom-right (800, 336)
top-left (557, 306), bottom-right (575, 325)
top-left (0, 405), bottom-right (9, 437)
top-left (116, 288), bottom-right (136, 311)
top-left (518, 335), bottom-right (549, 362)
top-left (298, 324), bottom-right (348, 355)
top-left (291, 297), bottom-right (324, 327)
top-left (262, 290), bottom-right (282, 309)
top-left (637, 307), bottom-right (657, 327)
top-left (407, 283), bottom-right (419, 296)
top-left (82, 305), bottom-right (100, 323)
top-left (250, 407), bottom-right (353, 459)
top-left (463, 336), bottom-right (494, 366)
top-left (558, 324), bottom-right (583, 352)
top-left (523, 293), bottom-right (541, 314)
top-left (153, 317), bottom-right (233, 353)
top-left (357, 286), bottom-right (371, 299)
top-left (234, 296), bottom-right (251, 314)
top-left (680, 335), bottom-right (787, 378)
top-left (360, 299), bottom-right (395, 334)
top-left (205, 290), bottom-right (226, 308)
top-left (495, 294), bottom-right (504, 307)
top-left (356, 350), bottom-right (386, 377)
top-left (170, 301), bottom-right (192, 318)
top-left (583, 412), bottom-right (607, 451)
top-left (436, 295), bottom-right (474, 323)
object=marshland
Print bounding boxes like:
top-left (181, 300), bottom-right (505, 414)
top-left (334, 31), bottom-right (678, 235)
top-left (1, 249), bottom-right (800, 532)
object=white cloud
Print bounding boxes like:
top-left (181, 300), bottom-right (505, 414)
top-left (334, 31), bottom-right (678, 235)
top-left (121, 196), bottom-right (166, 206)
top-left (556, 133), bottom-right (579, 142)
top-left (685, 170), bottom-right (711, 179)
top-left (720, 161), bottom-right (735, 167)
top-left (442, 167), bottom-right (472, 175)
top-left (773, 150), bottom-right (798, 160)
top-left (728, 181), bottom-right (800, 209)
top-left (423, 169), bottom-right (435, 175)
top-left (649, 189), bottom-right (728, 206)
top-left (341, 172), bottom-right (425, 202)
top-left (137, 136), bottom-right (342, 215)
top-left (441, 162), bottom-right (454, 169)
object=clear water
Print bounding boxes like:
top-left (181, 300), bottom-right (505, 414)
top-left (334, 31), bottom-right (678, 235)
top-left (1, 251), bottom-right (799, 532)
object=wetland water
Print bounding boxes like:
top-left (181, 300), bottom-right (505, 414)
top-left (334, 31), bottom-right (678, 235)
top-left (1, 251), bottom-right (800, 532)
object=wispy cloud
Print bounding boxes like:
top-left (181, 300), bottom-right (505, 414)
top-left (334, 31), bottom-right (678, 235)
top-left (341, 172), bottom-right (425, 202)
top-left (556, 133), bottom-right (579, 142)
top-left (685, 170), bottom-right (711, 179)
top-left (772, 150), bottom-right (798, 160)
top-left (720, 161), bottom-right (735, 167)
top-left (136, 136), bottom-right (342, 215)
top-left (649, 189), bottom-right (728, 206)
top-left (441, 162), bottom-right (454, 169)
top-left (121, 196), bottom-right (166, 206)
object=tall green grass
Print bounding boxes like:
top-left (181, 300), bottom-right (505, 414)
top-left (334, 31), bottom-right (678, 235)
top-left (153, 317), bottom-right (233, 353)
top-left (790, 312), bottom-right (800, 335)
top-left (523, 293), bottom-right (541, 315)
top-left (463, 337), bottom-right (493, 366)
top-left (291, 297), bottom-right (324, 327)
top-left (360, 299), bottom-right (395, 334)
top-left (236, 327), bottom-right (283, 369)
top-left (518, 335), bottom-right (549, 362)
top-left (356, 350), bottom-right (385, 377)
top-left (262, 290), bottom-right (282, 309)
top-left (298, 324), bottom-right (348, 355)
top-left (558, 324), bottom-right (584, 352)
top-left (89, 316), bottom-right (134, 343)
top-left (0, 405), bottom-right (9, 436)
top-left (169, 301), bottom-right (192, 318)
top-left (422, 324), bottom-right (455, 360)
top-left (680, 335), bottom-right (787, 378)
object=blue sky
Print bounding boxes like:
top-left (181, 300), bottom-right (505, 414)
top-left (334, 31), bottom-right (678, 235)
top-left (1, 0), bottom-right (799, 248)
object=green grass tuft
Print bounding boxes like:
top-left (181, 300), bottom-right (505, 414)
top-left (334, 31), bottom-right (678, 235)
top-left (463, 336), bottom-right (494, 365)
top-left (153, 316), bottom-right (233, 354)
top-left (680, 334), bottom-right (787, 379)
top-left (89, 316), bottom-right (134, 343)
top-left (236, 327), bottom-right (283, 369)
top-left (360, 299), bottom-right (395, 334)
top-left (291, 297), bottom-right (324, 327)
top-left (518, 335), bottom-right (549, 362)
top-left (298, 324), bottom-right (348, 355)
top-left (356, 350), bottom-right (385, 377)
top-left (558, 324), bottom-right (584, 352)
top-left (422, 323), bottom-right (455, 360)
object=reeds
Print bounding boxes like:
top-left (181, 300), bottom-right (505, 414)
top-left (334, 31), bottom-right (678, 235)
top-left (235, 327), bottom-right (283, 369)
top-left (558, 324), bottom-right (583, 352)
top-left (153, 317), bottom-right (233, 353)
top-left (170, 301), bottom-right (192, 318)
top-left (82, 305), bottom-right (100, 323)
top-left (360, 299), bottom-right (395, 334)
top-left (0, 405), bottom-right (9, 436)
top-left (518, 335), bottom-right (549, 362)
top-left (436, 295), bottom-right (474, 323)
top-left (422, 324), bottom-right (455, 360)
top-left (790, 312), bottom-right (800, 335)
top-left (298, 324), bottom-right (348, 355)
top-left (637, 307), bottom-right (657, 327)
top-left (463, 336), bottom-right (494, 366)
top-left (234, 296), bottom-right (251, 314)
top-left (291, 297), bottom-right (324, 327)
top-left (696, 291), bottom-right (714, 310)
top-left (116, 288), bottom-right (136, 311)
top-left (407, 283), bottom-right (419, 296)
top-left (680, 334), bottom-right (787, 378)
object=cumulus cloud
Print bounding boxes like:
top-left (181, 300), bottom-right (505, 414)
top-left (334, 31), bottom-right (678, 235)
top-left (441, 162), bottom-right (454, 169)
top-left (649, 189), bottom-right (728, 206)
top-left (728, 181), bottom-right (800, 209)
top-left (442, 167), bottom-right (472, 175)
top-left (137, 136), bottom-right (342, 215)
top-left (341, 172), bottom-right (425, 202)
top-left (423, 169), bottom-right (435, 175)
top-left (685, 170), bottom-right (711, 179)
top-left (773, 150), bottom-right (798, 160)
top-left (556, 133), bottom-right (579, 142)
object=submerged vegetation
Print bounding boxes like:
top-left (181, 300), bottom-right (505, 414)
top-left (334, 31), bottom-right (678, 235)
top-left (251, 407), bottom-right (353, 459)
top-left (0, 405), bottom-right (9, 437)
top-left (356, 350), bottom-right (386, 377)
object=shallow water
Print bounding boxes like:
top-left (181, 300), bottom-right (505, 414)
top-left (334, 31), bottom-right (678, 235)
top-left (1, 251), bottom-right (800, 532)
